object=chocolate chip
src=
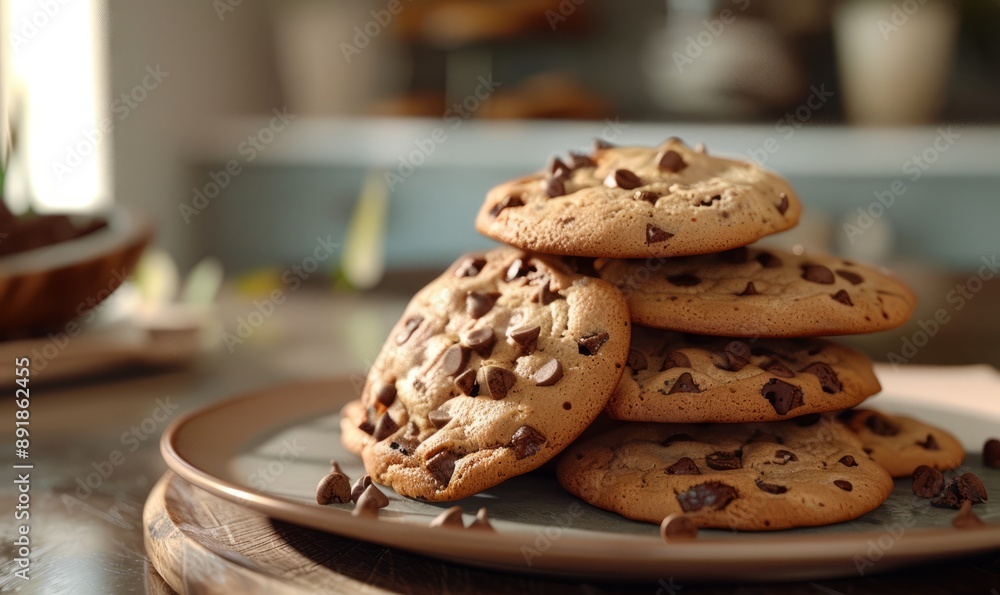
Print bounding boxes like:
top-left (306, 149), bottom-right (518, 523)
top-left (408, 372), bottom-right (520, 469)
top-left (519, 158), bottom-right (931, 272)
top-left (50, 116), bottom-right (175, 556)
top-left (548, 156), bottom-right (569, 176)
top-left (510, 426), bottom-right (546, 459)
top-left (953, 500), bottom-right (986, 529)
top-left (756, 252), bottom-right (783, 268)
top-left (755, 479), bottom-right (788, 495)
top-left (912, 465), bottom-right (945, 498)
top-left (668, 372), bottom-right (702, 394)
top-left (983, 438), bottom-right (1000, 468)
top-left (455, 257), bottom-right (488, 278)
top-left (660, 514), bottom-right (698, 542)
top-left (725, 340), bottom-right (751, 362)
top-left (374, 383), bottom-right (397, 408)
top-left (477, 366), bottom-right (517, 399)
top-left (667, 274), bottom-right (700, 287)
top-left (508, 325), bottom-right (541, 351)
top-left (542, 176), bottom-right (565, 198)
top-left (761, 379), bottom-right (804, 416)
top-left (389, 437), bottom-right (419, 456)
top-left (801, 264), bottom-right (835, 284)
top-left (666, 457), bottom-right (701, 475)
top-left (352, 484), bottom-right (389, 517)
top-left (466, 292), bottom-right (499, 319)
top-left (661, 433), bottom-right (697, 446)
top-left (706, 451), bottom-right (742, 471)
top-left (932, 474), bottom-right (988, 509)
top-left (358, 416), bottom-right (375, 436)
top-left (834, 480), bottom-right (853, 492)
top-left (831, 290), bottom-right (853, 306)
top-left (747, 430), bottom-right (780, 444)
top-left (657, 149), bottom-right (687, 173)
top-left (801, 362), bottom-right (842, 394)
top-left (455, 369), bottom-right (479, 396)
top-left (429, 506), bottom-right (465, 529)
top-left (568, 152), bottom-right (594, 169)
top-left (839, 455), bottom-right (858, 467)
top-left (428, 409), bottom-right (452, 429)
top-left (533, 282), bottom-right (562, 305)
top-left (426, 451), bottom-right (461, 486)
top-left (918, 434), bottom-right (940, 450)
top-left (762, 358), bottom-right (795, 378)
top-left (505, 258), bottom-right (535, 281)
top-left (439, 344), bottom-right (470, 377)
top-left (864, 413), bottom-right (900, 436)
top-left (469, 507), bottom-right (494, 531)
top-left (676, 482), bottom-right (738, 512)
top-left (627, 349), bottom-right (648, 372)
top-left (773, 450), bottom-right (798, 464)
top-left (316, 471), bottom-right (352, 505)
top-left (738, 282), bottom-right (758, 296)
top-left (578, 332), bottom-right (609, 356)
top-left (605, 168), bottom-right (642, 189)
top-left (661, 351), bottom-right (691, 371)
top-left (373, 412), bottom-right (399, 441)
top-left (634, 190), bottom-right (659, 204)
top-left (462, 327), bottom-right (496, 358)
top-left (776, 194), bottom-right (789, 215)
top-left (533, 358), bottom-right (564, 386)
top-left (646, 224), bottom-right (674, 244)
top-left (836, 270), bottom-right (864, 285)
top-left (396, 315), bottom-right (424, 344)
top-left (720, 247), bottom-right (749, 264)
top-left (489, 194), bottom-right (523, 218)
top-left (712, 349), bottom-right (748, 372)
top-left (699, 195), bottom-right (721, 207)
top-left (350, 475), bottom-right (373, 503)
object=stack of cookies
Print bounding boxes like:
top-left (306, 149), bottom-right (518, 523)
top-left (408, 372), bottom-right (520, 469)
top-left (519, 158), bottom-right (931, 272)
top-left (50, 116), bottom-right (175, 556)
top-left (341, 139), bottom-right (968, 531)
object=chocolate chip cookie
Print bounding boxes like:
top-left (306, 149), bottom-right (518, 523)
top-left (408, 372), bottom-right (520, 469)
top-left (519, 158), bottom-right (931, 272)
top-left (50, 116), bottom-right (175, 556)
top-left (340, 399), bottom-right (372, 456)
top-left (597, 246), bottom-right (917, 337)
top-left (838, 409), bottom-right (965, 477)
top-left (607, 327), bottom-right (881, 423)
top-left (355, 248), bottom-right (631, 501)
top-left (557, 416), bottom-right (893, 530)
top-left (475, 139), bottom-right (801, 258)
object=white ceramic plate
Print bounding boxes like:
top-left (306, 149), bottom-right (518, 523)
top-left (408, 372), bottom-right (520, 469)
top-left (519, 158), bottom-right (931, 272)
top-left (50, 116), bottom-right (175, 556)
top-left (160, 369), bottom-right (1000, 582)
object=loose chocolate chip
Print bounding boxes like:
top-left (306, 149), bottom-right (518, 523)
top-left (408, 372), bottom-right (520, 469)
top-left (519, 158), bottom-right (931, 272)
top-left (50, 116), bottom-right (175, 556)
top-left (439, 344), bottom-right (470, 377)
top-left (668, 372), bottom-right (702, 394)
top-left (542, 176), bottom-right (565, 198)
top-left (720, 247), bottom-right (750, 264)
top-left (984, 438), bottom-right (1000, 468)
top-left (510, 426), bottom-right (546, 459)
top-left (593, 138), bottom-right (613, 152)
top-left (605, 168), bottom-right (642, 190)
top-left (477, 366), bottom-right (517, 399)
top-left (396, 315), bottom-right (424, 344)
top-left (661, 433), bottom-right (697, 446)
top-left (462, 327), bottom-right (496, 358)
top-left (533, 358), bottom-right (564, 386)
top-left (918, 434), bottom-right (940, 450)
top-left (568, 152), bottom-right (594, 169)
top-left (548, 156), bottom-right (569, 176)
top-left (466, 291), bottom-right (499, 319)
top-left (774, 450), bottom-right (798, 464)
top-left (932, 474), bottom-right (988, 509)
top-left (776, 194), bottom-right (789, 215)
top-left (505, 258), bottom-right (535, 281)
top-left (836, 270), bottom-right (864, 285)
top-left (747, 430), bottom-right (780, 444)
top-left (657, 149), bottom-right (687, 173)
top-left (794, 413), bottom-right (822, 427)
top-left (676, 482), bottom-right (738, 513)
top-left (428, 409), bottom-right (452, 429)
top-left (839, 455), bottom-right (858, 467)
top-left (455, 369), bottom-right (479, 396)
top-left (834, 480), bottom-right (853, 492)
top-left (706, 451), bottom-right (743, 471)
top-left (508, 325), bottom-right (541, 351)
top-left (831, 290), bottom-right (853, 306)
top-left (699, 195), bottom-right (721, 207)
top-left (374, 383), bottom-right (397, 408)
top-left (755, 479), bottom-right (788, 495)
top-left (373, 412), bottom-right (399, 441)
top-left (801, 362), bottom-right (842, 394)
top-left (864, 413), bottom-right (900, 436)
top-left (756, 252), bottom-right (783, 268)
top-left (578, 332), bottom-right (610, 356)
top-left (489, 194), bottom-right (523, 218)
top-left (469, 507), bottom-right (494, 531)
top-left (646, 224), bottom-right (674, 244)
top-left (634, 190), bottom-right (660, 204)
top-left (667, 274), bottom-right (700, 287)
top-left (801, 264), bottom-right (835, 284)
top-left (429, 506), bottom-right (465, 529)
top-left (739, 282), bottom-right (758, 296)
top-left (953, 500), bottom-right (986, 529)
top-left (455, 257), bottom-right (488, 278)
top-left (627, 349), bottom-right (648, 372)
top-left (762, 358), bottom-right (795, 378)
top-left (350, 475), bottom-right (373, 503)
top-left (352, 484), bottom-right (390, 517)
top-left (761, 379), bottom-right (804, 416)
top-left (426, 451), bottom-right (461, 487)
top-left (316, 471), bottom-right (352, 505)
top-left (665, 457), bottom-right (701, 475)
top-left (661, 351), bottom-right (691, 371)
top-left (913, 465), bottom-right (945, 498)
top-left (660, 514), bottom-right (698, 542)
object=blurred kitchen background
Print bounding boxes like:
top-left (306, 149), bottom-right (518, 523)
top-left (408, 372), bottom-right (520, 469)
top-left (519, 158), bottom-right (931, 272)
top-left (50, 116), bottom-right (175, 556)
top-left (2, 0), bottom-right (999, 368)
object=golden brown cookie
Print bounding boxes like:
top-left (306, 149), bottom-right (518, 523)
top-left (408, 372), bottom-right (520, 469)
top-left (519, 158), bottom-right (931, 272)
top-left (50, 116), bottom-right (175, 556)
top-left (838, 409), bottom-right (965, 478)
top-left (340, 399), bottom-right (372, 457)
top-left (475, 139), bottom-right (801, 258)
